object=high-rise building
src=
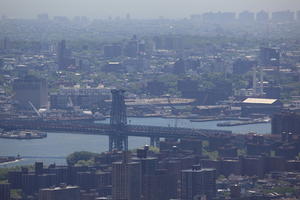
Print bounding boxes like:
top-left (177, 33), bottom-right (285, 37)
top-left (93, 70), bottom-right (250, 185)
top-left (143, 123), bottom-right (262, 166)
top-left (1, 37), bottom-right (9, 50)
top-left (13, 75), bottom-right (48, 110)
top-left (259, 47), bottom-right (280, 66)
top-left (37, 174), bottom-right (57, 190)
top-left (0, 59), bottom-right (3, 69)
top-left (232, 58), bottom-right (256, 75)
top-left (112, 160), bottom-right (141, 200)
top-left (124, 40), bottom-right (138, 57)
top-left (153, 36), bottom-right (163, 50)
top-left (37, 13), bottom-right (49, 21)
top-left (35, 162), bottom-right (44, 175)
top-left (238, 11), bottom-right (255, 23)
top-left (22, 173), bottom-right (37, 195)
top-left (39, 185), bottom-right (80, 200)
top-left (181, 166), bottom-right (217, 200)
top-left (104, 44), bottom-right (122, 58)
top-left (8, 171), bottom-right (23, 189)
top-left (272, 10), bottom-right (295, 22)
top-left (0, 183), bottom-right (10, 200)
top-left (173, 58), bottom-right (186, 75)
top-left (272, 111), bottom-right (300, 135)
top-left (57, 40), bottom-right (66, 69)
top-left (143, 169), bottom-right (177, 200)
top-left (132, 156), bottom-right (158, 199)
top-left (256, 11), bottom-right (269, 22)
top-left (76, 171), bottom-right (96, 190)
top-left (240, 156), bottom-right (265, 178)
top-left (202, 12), bottom-right (236, 23)
top-left (57, 40), bottom-right (72, 69)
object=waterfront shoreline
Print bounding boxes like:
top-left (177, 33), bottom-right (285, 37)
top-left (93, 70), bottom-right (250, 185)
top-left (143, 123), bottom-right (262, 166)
top-left (0, 159), bottom-right (22, 166)
top-left (0, 117), bottom-right (271, 166)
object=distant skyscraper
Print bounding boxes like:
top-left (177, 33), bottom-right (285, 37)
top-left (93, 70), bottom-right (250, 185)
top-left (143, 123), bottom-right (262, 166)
top-left (297, 11), bottom-right (300, 21)
top-left (202, 12), bottom-right (236, 23)
top-left (222, 12), bottom-right (236, 23)
top-left (181, 166), bottom-right (217, 200)
top-left (238, 11), bottom-right (255, 23)
top-left (13, 75), bottom-right (48, 110)
top-left (104, 44), bottom-right (122, 58)
top-left (112, 159), bottom-right (141, 200)
top-left (0, 59), bottom-right (4, 69)
top-left (35, 162), bottom-right (44, 175)
top-left (153, 36), bottom-right (163, 50)
top-left (37, 13), bottom-right (49, 21)
top-left (124, 38), bottom-right (138, 57)
top-left (1, 37), bottom-right (9, 50)
top-left (126, 13), bottom-right (131, 20)
top-left (57, 40), bottom-right (72, 69)
top-left (173, 58), bottom-right (186, 75)
top-left (256, 11), bottom-right (269, 22)
top-left (272, 111), bottom-right (300, 135)
top-left (272, 10), bottom-right (295, 22)
top-left (259, 47), bottom-right (280, 66)
top-left (232, 58), bottom-right (256, 75)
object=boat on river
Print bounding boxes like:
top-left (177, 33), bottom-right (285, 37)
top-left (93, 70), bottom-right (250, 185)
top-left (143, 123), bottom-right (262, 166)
top-left (217, 118), bottom-right (271, 127)
top-left (0, 130), bottom-right (47, 139)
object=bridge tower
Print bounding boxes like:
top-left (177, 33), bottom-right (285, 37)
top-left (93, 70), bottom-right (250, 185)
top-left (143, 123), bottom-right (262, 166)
top-left (110, 89), bottom-right (127, 126)
top-left (109, 89), bottom-right (128, 151)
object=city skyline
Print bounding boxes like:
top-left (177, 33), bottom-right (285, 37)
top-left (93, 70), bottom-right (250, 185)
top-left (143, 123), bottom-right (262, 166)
top-left (1, 0), bottom-right (300, 19)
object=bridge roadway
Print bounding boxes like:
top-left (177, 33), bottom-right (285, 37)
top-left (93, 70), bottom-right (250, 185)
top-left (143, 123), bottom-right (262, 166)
top-left (0, 118), bottom-right (232, 150)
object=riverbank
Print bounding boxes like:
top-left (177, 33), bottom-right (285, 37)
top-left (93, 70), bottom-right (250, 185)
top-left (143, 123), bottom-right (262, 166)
top-left (0, 117), bottom-right (271, 167)
top-left (0, 156), bottom-right (21, 165)
top-left (217, 118), bottom-right (271, 127)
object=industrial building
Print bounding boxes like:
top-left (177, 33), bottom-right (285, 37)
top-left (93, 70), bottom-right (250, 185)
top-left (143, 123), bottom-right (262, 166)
top-left (50, 87), bottom-right (110, 109)
top-left (13, 75), bottom-right (48, 110)
top-left (241, 98), bottom-right (282, 116)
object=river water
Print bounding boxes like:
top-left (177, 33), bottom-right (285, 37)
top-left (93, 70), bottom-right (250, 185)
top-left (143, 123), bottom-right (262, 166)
top-left (0, 117), bottom-right (271, 167)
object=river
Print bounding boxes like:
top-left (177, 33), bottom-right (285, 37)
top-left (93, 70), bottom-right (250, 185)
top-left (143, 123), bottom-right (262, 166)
top-left (0, 117), bottom-right (271, 167)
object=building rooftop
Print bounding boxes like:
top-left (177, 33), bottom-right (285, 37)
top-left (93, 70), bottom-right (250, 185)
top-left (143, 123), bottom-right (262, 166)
top-left (40, 186), bottom-right (79, 191)
top-left (182, 168), bottom-right (216, 173)
top-left (125, 98), bottom-right (195, 106)
top-left (243, 98), bottom-right (278, 104)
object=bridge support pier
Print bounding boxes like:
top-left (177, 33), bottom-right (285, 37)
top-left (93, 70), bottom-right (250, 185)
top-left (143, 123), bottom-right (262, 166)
top-left (109, 134), bottom-right (128, 152)
top-left (150, 137), bottom-right (160, 147)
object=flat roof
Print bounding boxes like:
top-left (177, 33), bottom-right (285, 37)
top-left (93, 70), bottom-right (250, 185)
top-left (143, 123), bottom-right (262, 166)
top-left (40, 186), bottom-right (79, 191)
top-left (182, 168), bottom-right (216, 173)
top-left (196, 105), bottom-right (227, 110)
top-left (125, 98), bottom-right (195, 106)
top-left (243, 98), bottom-right (278, 104)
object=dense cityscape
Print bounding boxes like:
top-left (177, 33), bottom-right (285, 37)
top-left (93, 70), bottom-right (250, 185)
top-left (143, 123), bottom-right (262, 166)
top-left (0, 7), bottom-right (300, 200)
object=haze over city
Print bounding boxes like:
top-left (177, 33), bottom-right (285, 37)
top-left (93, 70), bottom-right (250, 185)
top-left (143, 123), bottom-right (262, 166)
top-left (1, 0), bottom-right (300, 18)
top-left (1, 0), bottom-right (300, 199)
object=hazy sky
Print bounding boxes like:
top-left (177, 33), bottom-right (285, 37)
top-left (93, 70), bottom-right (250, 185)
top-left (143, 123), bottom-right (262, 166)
top-left (1, 0), bottom-right (300, 19)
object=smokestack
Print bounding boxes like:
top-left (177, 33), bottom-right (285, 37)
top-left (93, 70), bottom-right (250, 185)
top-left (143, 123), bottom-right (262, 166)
top-left (253, 66), bottom-right (257, 94)
top-left (260, 66), bottom-right (264, 95)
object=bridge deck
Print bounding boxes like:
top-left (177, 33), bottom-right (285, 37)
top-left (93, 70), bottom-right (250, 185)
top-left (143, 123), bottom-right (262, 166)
top-left (0, 119), bottom-right (232, 139)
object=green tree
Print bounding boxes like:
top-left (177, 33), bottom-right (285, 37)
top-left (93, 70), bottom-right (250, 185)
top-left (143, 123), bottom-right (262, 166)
top-left (66, 151), bottom-right (100, 166)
